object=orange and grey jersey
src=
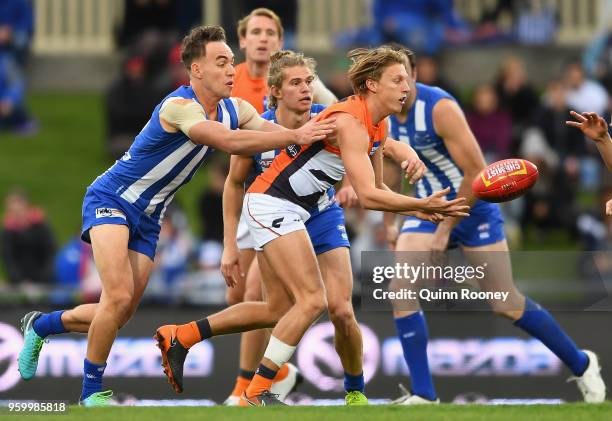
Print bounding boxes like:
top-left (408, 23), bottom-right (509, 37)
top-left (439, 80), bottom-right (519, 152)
top-left (248, 95), bottom-right (385, 215)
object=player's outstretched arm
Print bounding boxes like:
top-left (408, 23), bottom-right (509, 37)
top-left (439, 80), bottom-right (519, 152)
top-left (337, 114), bottom-right (469, 217)
top-left (188, 118), bottom-right (335, 155)
top-left (566, 110), bottom-right (612, 172)
top-left (159, 98), bottom-right (335, 155)
top-left (220, 155), bottom-right (252, 287)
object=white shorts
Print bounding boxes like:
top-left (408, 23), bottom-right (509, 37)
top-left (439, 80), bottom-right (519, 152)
top-left (236, 215), bottom-right (256, 250)
top-left (243, 192), bottom-right (310, 250)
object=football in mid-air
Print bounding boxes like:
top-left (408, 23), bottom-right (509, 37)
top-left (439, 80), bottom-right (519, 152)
top-left (472, 158), bottom-right (539, 203)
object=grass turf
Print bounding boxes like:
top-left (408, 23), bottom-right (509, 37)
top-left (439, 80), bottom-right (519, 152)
top-left (6, 403), bottom-right (612, 421)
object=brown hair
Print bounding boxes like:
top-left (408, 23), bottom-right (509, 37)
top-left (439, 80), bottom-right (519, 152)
top-left (180, 25), bottom-right (226, 70)
top-left (347, 46), bottom-right (410, 95)
top-left (237, 8), bottom-right (284, 40)
top-left (268, 50), bottom-right (317, 108)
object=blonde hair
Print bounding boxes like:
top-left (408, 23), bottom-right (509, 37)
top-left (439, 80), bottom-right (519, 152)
top-left (268, 50), bottom-right (317, 108)
top-left (237, 8), bottom-right (283, 40)
top-left (347, 46), bottom-right (409, 96)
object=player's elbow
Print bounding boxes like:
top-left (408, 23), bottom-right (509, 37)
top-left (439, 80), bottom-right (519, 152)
top-left (356, 188), bottom-right (379, 210)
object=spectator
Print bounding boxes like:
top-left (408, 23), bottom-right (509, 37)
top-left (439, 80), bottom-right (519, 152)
top-left (0, 0), bottom-right (34, 67)
top-left (416, 55), bottom-right (459, 100)
top-left (167, 43), bottom-right (189, 89)
top-left (336, 0), bottom-right (467, 55)
top-left (147, 208), bottom-right (193, 303)
top-left (0, 52), bottom-right (35, 134)
top-left (495, 56), bottom-right (540, 131)
top-left (515, 0), bottom-right (558, 45)
top-left (374, 0), bottom-right (465, 54)
top-left (197, 161), bottom-right (227, 269)
top-left (1, 190), bottom-right (55, 286)
top-left (54, 236), bottom-right (101, 303)
top-left (117, 0), bottom-right (178, 48)
top-left (466, 84), bottom-right (513, 161)
top-left (105, 55), bottom-right (163, 158)
top-left (564, 60), bottom-right (609, 116)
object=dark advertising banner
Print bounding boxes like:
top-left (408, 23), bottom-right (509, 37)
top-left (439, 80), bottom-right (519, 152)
top-left (1, 306), bottom-right (610, 404)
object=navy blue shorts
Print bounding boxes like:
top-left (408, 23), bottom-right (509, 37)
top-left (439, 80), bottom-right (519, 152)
top-left (306, 203), bottom-right (350, 255)
top-left (400, 200), bottom-right (505, 247)
top-left (81, 186), bottom-right (161, 260)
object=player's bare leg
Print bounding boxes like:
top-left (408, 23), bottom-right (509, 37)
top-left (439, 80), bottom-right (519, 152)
top-left (75, 225), bottom-right (153, 405)
top-left (225, 257), bottom-right (268, 404)
top-left (389, 232), bottom-right (438, 405)
top-left (58, 249), bottom-right (154, 333)
top-left (466, 240), bottom-right (606, 402)
top-left (242, 230), bottom-right (327, 405)
top-left (155, 247), bottom-right (294, 393)
top-left (18, 231), bottom-right (153, 397)
top-left (317, 247), bottom-right (367, 404)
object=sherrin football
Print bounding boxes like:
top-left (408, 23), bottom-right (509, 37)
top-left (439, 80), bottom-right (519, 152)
top-left (472, 158), bottom-right (539, 203)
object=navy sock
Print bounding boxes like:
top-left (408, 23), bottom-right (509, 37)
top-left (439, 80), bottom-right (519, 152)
top-left (33, 311), bottom-right (67, 338)
top-left (344, 371), bottom-right (365, 393)
top-left (239, 369), bottom-right (255, 380)
top-left (514, 298), bottom-right (588, 376)
top-left (80, 359), bottom-right (106, 401)
top-left (255, 364), bottom-right (277, 380)
top-left (394, 312), bottom-right (437, 401)
top-left (195, 318), bottom-right (213, 341)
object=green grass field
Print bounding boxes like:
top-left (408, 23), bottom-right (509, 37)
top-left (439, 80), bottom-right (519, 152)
top-left (6, 403), bottom-right (612, 421)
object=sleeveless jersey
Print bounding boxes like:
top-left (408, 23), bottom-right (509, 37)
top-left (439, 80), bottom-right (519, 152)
top-left (248, 95), bottom-right (384, 213)
top-left (245, 104), bottom-right (327, 189)
top-left (389, 83), bottom-right (488, 211)
top-left (92, 85), bottom-right (239, 223)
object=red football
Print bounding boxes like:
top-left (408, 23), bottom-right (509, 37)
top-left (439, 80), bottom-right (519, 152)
top-left (472, 158), bottom-right (539, 203)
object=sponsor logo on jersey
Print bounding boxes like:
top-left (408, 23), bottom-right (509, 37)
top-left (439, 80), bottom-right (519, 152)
top-left (286, 145), bottom-right (302, 158)
top-left (95, 208), bottom-right (127, 220)
top-left (412, 132), bottom-right (436, 150)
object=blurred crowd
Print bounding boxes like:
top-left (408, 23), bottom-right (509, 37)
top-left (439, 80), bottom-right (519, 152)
top-left (0, 0), bottom-right (36, 135)
top-left (3, 0), bottom-right (612, 305)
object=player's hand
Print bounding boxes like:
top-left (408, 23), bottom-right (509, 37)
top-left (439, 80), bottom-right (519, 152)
top-left (566, 111), bottom-right (610, 143)
top-left (606, 198), bottom-right (612, 216)
top-left (419, 188), bottom-right (470, 217)
top-left (335, 185), bottom-right (359, 208)
top-left (293, 117), bottom-right (336, 145)
top-left (401, 158), bottom-right (426, 185)
top-left (408, 210), bottom-right (445, 223)
top-left (220, 244), bottom-right (243, 288)
top-left (385, 223), bottom-right (399, 250)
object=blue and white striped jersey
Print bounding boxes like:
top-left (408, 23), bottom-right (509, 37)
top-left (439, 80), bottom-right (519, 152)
top-left (389, 83), bottom-right (465, 201)
top-left (92, 85), bottom-right (240, 223)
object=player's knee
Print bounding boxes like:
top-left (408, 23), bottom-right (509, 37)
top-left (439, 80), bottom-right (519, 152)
top-left (328, 302), bottom-right (357, 330)
top-left (226, 289), bottom-right (244, 306)
top-left (299, 293), bottom-right (328, 320)
top-left (243, 287), bottom-right (263, 302)
top-left (104, 290), bottom-right (134, 320)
